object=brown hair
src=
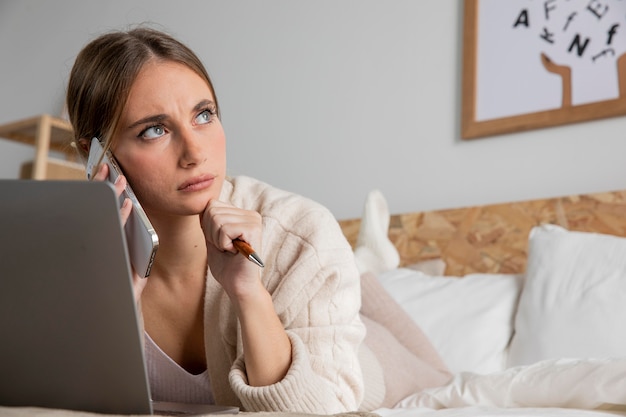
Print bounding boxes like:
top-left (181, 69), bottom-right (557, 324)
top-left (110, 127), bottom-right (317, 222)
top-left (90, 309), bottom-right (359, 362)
top-left (66, 26), bottom-right (219, 159)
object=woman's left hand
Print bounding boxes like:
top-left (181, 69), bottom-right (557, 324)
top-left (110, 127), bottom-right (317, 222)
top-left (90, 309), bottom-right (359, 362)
top-left (200, 199), bottom-right (264, 299)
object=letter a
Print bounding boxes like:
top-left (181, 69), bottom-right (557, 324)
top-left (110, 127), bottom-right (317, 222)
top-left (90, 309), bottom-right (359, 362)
top-left (513, 9), bottom-right (530, 28)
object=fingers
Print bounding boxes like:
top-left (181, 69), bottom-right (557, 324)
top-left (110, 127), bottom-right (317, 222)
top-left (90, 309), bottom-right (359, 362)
top-left (91, 162), bottom-right (109, 182)
top-left (92, 163), bottom-right (132, 225)
top-left (112, 174), bottom-right (128, 201)
top-left (130, 267), bottom-right (148, 303)
top-left (92, 163), bottom-right (128, 203)
top-left (201, 200), bottom-right (262, 253)
top-left (120, 197), bottom-right (132, 225)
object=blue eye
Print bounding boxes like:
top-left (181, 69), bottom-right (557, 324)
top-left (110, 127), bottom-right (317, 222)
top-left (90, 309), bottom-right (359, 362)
top-left (195, 109), bottom-right (213, 125)
top-left (140, 125), bottom-right (165, 139)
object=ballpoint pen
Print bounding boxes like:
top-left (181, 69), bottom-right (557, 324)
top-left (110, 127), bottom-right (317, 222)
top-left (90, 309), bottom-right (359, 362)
top-left (232, 238), bottom-right (265, 268)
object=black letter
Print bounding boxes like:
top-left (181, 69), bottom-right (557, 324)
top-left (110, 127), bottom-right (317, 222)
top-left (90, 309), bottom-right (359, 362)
top-left (587, 0), bottom-right (608, 20)
top-left (544, 0), bottom-right (557, 20)
top-left (607, 23), bottom-right (619, 45)
top-left (592, 48), bottom-right (615, 62)
top-left (568, 34), bottom-right (591, 57)
top-left (540, 27), bottom-right (555, 43)
top-left (513, 9), bottom-right (530, 28)
top-left (563, 12), bottom-right (577, 31)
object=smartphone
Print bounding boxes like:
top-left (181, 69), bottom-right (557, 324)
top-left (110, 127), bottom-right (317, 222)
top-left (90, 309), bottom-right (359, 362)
top-left (86, 137), bottom-right (159, 278)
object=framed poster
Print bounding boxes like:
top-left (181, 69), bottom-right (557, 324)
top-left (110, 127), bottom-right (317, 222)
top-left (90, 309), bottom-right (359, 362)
top-left (461, 0), bottom-right (626, 139)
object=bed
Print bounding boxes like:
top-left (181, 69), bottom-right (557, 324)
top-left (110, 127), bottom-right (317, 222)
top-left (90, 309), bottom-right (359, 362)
top-left (339, 188), bottom-right (626, 417)
top-left (3, 189), bottom-right (626, 417)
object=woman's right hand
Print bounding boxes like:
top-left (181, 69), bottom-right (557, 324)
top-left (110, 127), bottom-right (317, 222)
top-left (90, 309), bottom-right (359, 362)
top-left (92, 163), bottom-right (147, 303)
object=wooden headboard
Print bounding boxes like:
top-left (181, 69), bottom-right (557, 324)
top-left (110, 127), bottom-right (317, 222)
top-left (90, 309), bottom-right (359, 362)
top-left (338, 189), bottom-right (626, 276)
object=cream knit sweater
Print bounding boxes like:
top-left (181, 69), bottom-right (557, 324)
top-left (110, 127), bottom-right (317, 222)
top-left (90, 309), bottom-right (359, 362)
top-left (203, 176), bottom-right (365, 413)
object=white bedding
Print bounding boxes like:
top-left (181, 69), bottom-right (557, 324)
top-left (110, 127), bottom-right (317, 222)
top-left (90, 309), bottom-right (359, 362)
top-left (397, 357), bottom-right (626, 409)
top-left (377, 407), bottom-right (626, 417)
top-left (372, 357), bottom-right (626, 417)
top-left (377, 268), bottom-right (522, 375)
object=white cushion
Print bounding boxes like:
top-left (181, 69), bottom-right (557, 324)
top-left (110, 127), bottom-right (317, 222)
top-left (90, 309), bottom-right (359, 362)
top-left (508, 224), bottom-right (626, 367)
top-left (378, 268), bottom-right (523, 375)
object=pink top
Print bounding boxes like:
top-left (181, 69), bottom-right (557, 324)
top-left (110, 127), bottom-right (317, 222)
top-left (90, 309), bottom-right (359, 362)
top-left (144, 332), bottom-right (214, 405)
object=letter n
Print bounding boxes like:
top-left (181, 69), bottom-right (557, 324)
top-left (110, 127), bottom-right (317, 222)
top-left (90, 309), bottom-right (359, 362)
top-left (567, 34), bottom-right (590, 57)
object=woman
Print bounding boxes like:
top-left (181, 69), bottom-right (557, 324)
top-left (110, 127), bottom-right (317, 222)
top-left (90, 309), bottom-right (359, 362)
top-left (66, 27), bottom-right (365, 413)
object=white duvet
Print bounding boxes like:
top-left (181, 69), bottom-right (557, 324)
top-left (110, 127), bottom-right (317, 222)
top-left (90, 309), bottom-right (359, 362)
top-left (375, 357), bottom-right (626, 417)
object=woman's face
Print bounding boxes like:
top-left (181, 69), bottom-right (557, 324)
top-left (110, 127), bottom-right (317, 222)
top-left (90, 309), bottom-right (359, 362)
top-left (112, 60), bottom-right (226, 218)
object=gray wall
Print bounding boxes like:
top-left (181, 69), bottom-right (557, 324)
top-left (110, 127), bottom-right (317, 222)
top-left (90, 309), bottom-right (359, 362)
top-left (1, 0), bottom-right (625, 219)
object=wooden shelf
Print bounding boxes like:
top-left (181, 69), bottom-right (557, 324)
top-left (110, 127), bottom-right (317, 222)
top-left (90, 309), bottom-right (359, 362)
top-left (20, 159), bottom-right (86, 180)
top-left (0, 114), bottom-right (84, 180)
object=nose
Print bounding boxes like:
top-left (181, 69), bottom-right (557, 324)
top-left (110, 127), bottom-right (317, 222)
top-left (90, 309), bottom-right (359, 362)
top-left (178, 127), bottom-right (206, 168)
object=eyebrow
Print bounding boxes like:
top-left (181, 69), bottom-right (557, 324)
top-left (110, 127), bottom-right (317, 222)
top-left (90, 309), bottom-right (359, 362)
top-left (126, 99), bottom-right (216, 130)
top-left (127, 114), bottom-right (167, 130)
top-left (193, 99), bottom-right (215, 113)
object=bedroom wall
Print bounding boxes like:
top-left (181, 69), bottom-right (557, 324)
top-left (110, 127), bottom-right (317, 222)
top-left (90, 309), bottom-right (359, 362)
top-left (1, 0), bottom-right (625, 220)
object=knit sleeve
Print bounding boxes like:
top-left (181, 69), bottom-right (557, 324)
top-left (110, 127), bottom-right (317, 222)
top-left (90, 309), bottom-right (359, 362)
top-left (227, 202), bottom-right (366, 413)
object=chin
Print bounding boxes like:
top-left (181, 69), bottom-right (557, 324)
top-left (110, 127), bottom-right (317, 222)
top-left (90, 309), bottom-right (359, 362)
top-left (187, 196), bottom-right (215, 215)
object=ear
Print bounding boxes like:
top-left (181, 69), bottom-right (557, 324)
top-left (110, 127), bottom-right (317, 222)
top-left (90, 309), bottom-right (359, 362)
top-left (77, 138), bottom-right (90, 154)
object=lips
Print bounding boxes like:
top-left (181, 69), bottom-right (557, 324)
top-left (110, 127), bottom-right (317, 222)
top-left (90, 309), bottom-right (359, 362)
top-left (177, 174), bottom-right (215, 191)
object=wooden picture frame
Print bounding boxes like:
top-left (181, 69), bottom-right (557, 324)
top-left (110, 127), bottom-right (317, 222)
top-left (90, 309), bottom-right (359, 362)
top-left (461, 0), bottom-right (626, 140)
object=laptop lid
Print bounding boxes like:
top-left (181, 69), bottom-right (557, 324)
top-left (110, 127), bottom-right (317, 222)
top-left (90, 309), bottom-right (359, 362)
top-left (0, 180), bottom-right (153, 414)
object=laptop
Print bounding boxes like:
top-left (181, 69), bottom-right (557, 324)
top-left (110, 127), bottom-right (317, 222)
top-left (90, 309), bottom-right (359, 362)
top-left (0, 180), bottom-right (238, 415)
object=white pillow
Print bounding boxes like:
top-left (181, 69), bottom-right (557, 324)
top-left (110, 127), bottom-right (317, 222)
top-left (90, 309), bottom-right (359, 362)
top-left (377, 268), bottom-right (523, 375)
top-left (508, 224), bottom-right (626, 367)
